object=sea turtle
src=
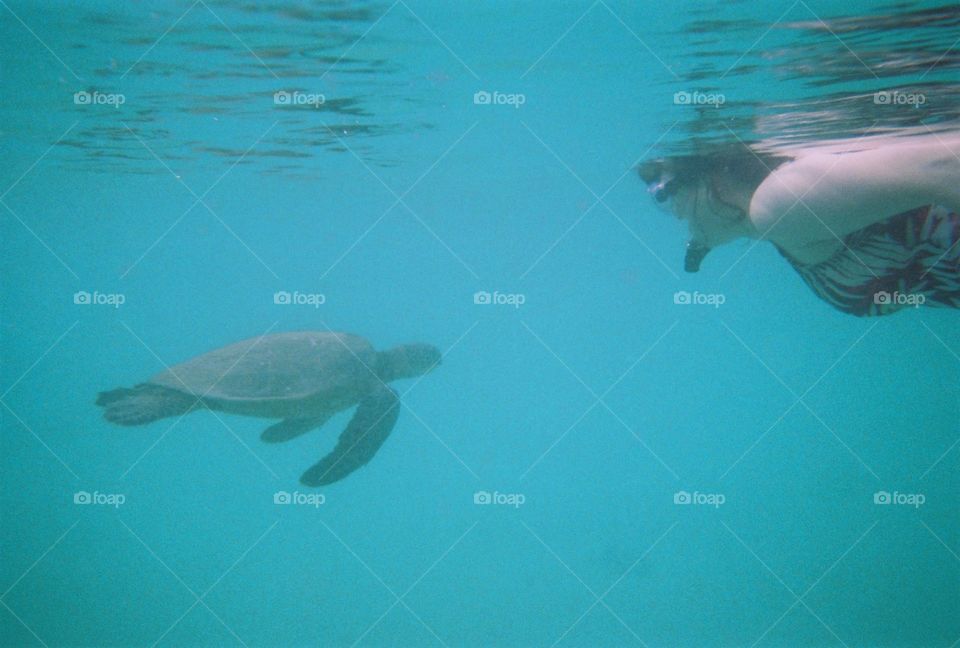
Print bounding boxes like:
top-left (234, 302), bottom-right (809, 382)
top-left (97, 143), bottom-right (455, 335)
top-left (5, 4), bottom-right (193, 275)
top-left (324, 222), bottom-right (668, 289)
top-left (96, 331), bottom-right (440, 486)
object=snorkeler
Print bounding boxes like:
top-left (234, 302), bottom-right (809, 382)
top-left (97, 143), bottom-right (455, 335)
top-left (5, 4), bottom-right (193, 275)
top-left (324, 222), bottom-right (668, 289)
top-left (640, 133), bottom-right (960, 315)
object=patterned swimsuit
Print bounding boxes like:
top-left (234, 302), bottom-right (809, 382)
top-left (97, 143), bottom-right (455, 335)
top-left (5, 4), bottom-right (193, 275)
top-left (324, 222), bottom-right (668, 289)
top-left (777, 205), bottom-right (960, 316)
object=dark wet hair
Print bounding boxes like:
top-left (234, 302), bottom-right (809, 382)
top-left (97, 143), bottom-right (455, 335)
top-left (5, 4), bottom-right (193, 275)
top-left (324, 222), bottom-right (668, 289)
top-left (638, 144), bottom-right (790, 200)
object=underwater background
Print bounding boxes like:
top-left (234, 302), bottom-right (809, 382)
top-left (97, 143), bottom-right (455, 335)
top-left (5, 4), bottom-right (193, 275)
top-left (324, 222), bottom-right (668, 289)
top-left (1, 1), bottom-right (958, 646)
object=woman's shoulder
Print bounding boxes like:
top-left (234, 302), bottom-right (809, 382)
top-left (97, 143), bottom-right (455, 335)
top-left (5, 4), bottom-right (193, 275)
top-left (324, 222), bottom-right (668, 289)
top-left (749, 134), bottom-right (960, 251)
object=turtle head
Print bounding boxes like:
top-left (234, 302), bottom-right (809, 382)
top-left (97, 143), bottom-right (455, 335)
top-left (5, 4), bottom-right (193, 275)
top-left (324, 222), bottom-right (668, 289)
top-left (377, 343), bottom-right (441, 382)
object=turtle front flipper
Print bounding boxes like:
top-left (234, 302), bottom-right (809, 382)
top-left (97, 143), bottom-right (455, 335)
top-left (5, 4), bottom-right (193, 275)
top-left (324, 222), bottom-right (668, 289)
top-left (300, 386), bottom-right (400, 486)
top-left (261, 415), bottom-right (331, 443)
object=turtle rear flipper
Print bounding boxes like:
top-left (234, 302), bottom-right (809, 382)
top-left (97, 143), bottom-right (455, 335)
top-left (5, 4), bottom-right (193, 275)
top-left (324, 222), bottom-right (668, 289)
top-left (261, 415), bottom-right (331, 443)
top-left (96, 384), bottom-right (199, 426)
top-left (300, 386), bottom-right (399, 486)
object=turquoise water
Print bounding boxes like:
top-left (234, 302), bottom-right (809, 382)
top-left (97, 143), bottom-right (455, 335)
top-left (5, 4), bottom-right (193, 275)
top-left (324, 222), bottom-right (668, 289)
top-left (2, 1), bottom-right (959, 646)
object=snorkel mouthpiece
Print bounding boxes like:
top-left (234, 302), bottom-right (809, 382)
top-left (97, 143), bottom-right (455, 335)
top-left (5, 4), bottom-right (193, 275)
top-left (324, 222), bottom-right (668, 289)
top-left (684, 241), bottom-right (711, 273)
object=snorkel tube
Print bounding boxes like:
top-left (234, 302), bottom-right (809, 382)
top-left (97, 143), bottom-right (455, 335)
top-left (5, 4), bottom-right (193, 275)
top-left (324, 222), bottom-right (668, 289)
top-left (684, 241), bottom-right (711, 273)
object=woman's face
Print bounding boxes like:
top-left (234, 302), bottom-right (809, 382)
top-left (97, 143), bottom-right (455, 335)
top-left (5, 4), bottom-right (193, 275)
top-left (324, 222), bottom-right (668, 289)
top-left (670, 174), bottom-right (748, 248)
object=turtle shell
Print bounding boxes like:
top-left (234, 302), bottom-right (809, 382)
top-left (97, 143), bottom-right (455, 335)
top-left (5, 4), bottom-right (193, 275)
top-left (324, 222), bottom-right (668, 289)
top-left (149, 331), bottom-right (379, 404)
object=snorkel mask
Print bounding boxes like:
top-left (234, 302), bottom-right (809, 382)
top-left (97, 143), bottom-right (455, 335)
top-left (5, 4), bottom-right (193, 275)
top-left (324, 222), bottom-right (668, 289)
top-left (646, 172), bottom-right (678, 206)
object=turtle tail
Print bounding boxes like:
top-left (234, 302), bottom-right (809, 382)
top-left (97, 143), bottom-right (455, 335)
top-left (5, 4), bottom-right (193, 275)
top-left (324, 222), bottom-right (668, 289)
top-left (96, 384), bottom-right (200, 426)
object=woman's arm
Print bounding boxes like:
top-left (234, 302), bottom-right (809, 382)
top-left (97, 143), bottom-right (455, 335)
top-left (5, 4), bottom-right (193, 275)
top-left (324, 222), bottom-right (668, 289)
top-left (748, 134), bottom-right (960, 261)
